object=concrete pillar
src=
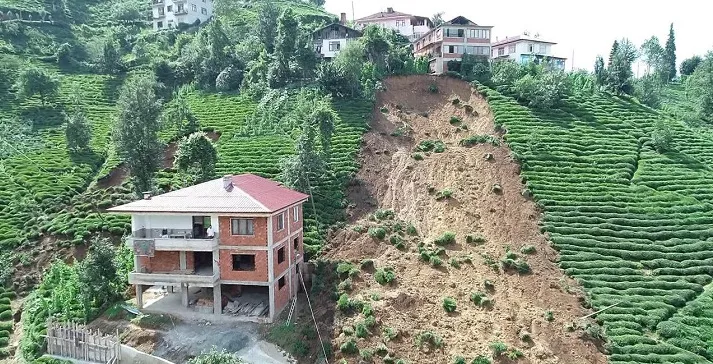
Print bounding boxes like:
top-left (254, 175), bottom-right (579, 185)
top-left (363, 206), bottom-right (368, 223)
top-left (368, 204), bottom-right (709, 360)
top-left (268, 283), bottom-right (275, 322)
top-left (213, 285), bottom-right (222, 315)
top-left (212, 248), bottom-right (219, 276)
top-left (179, 251), bottom-right (187, 270)
top-left (181, 283), bottom-right (189, 307)
top-left (135, 284), bottom-right (143, 309)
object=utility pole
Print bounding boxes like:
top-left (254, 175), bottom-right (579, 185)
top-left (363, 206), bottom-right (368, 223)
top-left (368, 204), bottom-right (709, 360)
top-left (352, 1), bottom-right (355, 22)
top-left (571, 49), bottom-right (575, 71)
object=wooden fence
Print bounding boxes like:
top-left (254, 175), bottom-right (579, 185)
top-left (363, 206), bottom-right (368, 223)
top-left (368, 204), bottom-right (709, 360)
top-left (45, 321), bottom-right (121, 364)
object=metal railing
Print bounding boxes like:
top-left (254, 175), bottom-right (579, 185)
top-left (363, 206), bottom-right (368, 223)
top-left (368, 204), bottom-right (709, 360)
top-left (133, 228), bottom-right (214, 240)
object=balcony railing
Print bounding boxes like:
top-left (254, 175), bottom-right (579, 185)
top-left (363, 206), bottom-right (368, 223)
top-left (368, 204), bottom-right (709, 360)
top-left (152, 0), bottom-right (164, 5)
top-left (129, 269), bottom-right (219, 287)
top-left (130, 228), bottom-right (217, 251)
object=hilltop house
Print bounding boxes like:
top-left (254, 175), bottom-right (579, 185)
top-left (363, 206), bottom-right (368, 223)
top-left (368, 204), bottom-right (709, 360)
top-left (413, 16), bottom-right (493, 75)
top-left (152, 0), bottom-right (213, 31)
top-left (491, 34), bottom-right (567, 70)
top-left (312, 14), bottom-right (363, 59)
top-left (355, 7), bottom-right (433, 41)
top-left (108, 174), bottom-right (308, 323)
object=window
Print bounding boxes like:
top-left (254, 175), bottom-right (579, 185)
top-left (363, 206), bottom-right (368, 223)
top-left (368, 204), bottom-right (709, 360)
top-left (232, 254), bottom-right (255, 271)
top-left (294, 237), bottom-right (299, 250)
top-left (508, 45), bottom-right (516, 53)
top-left (498, 47), bottom-right (505, 56)
top-left (329, 41), bottom-right (341, 52)
top-left (278, 277), bottom-right (285, 289)
top-left (396, 20), bottom-right (405, 27)
top-left (177, 4), bottom-right (184, 12)
top-left (191, 4), bottom-right (197, 11)
top-left (201, 7), bottom-right (207, 15)
top-left (158, 7), bottom-right (165, 16)
top-left (277, 212), bottom-right (285, 231)
top-left (458, 29), bottom-right (464, 37)
top-left (293, 206), bottom-right (299, 222)
top-left (278, 247), bottom-right (285, 263)
top-left (166, 5), bottom-right (172, 12)
top-left (157, 21), bottom-right (163, 28)
top-left (539, 44), bottom-right (547, 53)
top-left (528, 43), bottom-right (534, 53)
top-left (230, 218), bottom-right (254, 235)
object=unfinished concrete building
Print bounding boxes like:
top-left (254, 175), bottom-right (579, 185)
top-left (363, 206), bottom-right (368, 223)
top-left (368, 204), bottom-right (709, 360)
top-left (108, 174), bottom-right (308, 322)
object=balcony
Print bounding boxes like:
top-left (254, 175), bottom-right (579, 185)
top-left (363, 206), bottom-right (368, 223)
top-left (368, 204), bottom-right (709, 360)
top-left (130, 228), bottom-right (217, 251)
top-left (152, 0), bottom-right (164, 5)
top-left (129, 268), bottom-right (219, 287)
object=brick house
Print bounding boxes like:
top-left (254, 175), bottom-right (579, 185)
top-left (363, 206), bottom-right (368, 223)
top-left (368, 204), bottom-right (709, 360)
top-left (412, 16), bottom-right (493, 74)
top-left (108, 174), bottom-right (308, 323)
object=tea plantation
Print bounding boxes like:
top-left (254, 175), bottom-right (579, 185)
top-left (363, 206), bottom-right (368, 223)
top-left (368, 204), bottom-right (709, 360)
top-left (0, 285), bottom-right (14, 359)
top-left (481, 85), bottom-right (713, 363)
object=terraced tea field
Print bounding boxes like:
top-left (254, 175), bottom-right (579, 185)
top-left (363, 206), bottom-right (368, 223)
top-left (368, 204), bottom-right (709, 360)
top-left (0, 71), bottom-right (124, 249)
top-left (0, 285), bottom-right (13, 359)
top-left (482, 85), bottom-right (713, 363)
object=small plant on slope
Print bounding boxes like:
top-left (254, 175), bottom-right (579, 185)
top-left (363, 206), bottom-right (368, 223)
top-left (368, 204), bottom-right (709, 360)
top-left (443, 297), bottom-right (457, 312)
top-left (374, 267), bottom-right (396, 285)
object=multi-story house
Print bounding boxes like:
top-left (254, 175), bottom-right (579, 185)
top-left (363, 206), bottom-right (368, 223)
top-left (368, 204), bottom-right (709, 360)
top-left (413, 16), bottom-right (493, 75)
top-left (151, 0), bottom-right (213, 31)
top-left (355, 7), bottom-right (433, 41)
top-left (312, 13), bottom-right (362, 59)
top-left (108, 174), bottom-right (308, 323)
top-left (491, 35), bottom-right (567, 70)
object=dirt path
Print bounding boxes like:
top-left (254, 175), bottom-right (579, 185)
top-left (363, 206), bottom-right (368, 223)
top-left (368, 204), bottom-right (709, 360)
top-left (324, 75), bottom-right (607, 363)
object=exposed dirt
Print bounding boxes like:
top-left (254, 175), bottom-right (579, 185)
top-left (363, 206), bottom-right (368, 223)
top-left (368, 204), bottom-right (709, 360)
top-left (323, 75), bottom-right (607, 364)
top-left (97, 164), bottom-right (129, 189)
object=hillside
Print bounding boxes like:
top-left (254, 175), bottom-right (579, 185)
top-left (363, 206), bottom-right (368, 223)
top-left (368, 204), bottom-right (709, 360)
top-left (482, 84), bottom-right (713, 363)
top-left (323, 76), bottom-right (607, 363)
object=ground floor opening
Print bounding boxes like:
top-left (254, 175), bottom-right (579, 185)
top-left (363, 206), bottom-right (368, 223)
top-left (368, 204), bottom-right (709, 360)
top-left (221, 284), bottom-right (269, 318)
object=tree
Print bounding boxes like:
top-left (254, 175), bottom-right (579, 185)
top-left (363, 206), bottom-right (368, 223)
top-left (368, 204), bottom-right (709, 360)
top-left (102, 38), bottom-right (122, 74)
top-left (651, 120), bottom-right (672, 152)
top-left (664, 23), bottom-right (677, 81)
top-left (114, 75), bottom-right (163, 196)
top-left (14, 67), bottom-right (60, 105)
top-left (635, 74), bottom-right (662, 108)
top-left (607, 40), bottom-right (619, 67)
top-left (257, 2), bottom-right (280, 54)
top-left (56, 42), bottom-right (74, 68)
top-left (163, 85), bottom-right (199, 138)
top-left (680, 56), bottom-right (702, 76)
top-left (174, 131), bottom-right (218, 183)
top-left (268, 8), bottom-right (298, 87)
top-left (77, 238), bottom-right (120, 319)
top-left (188, 347), bottom-right (244, 364)
top-left (431, 12), bottom-right (445, 27)
top-left (686, 52), bottom-right (713, 121)
top-left (606, 38), bottom-right (637, 95)
top-left (309, 0), bottom-right (325, 6)
top-left (215, 66), bottom-right (243, 92)
top-left (65, 90), bottom-right (92, 154)
top-left (0, 54), bottom-right (20, 92)
top-left (594, 56), bottom-right (606, 87)
top-left (281, 121), bottom-right (326, 195)
top-left (640, 36), bottom-right (665, 78)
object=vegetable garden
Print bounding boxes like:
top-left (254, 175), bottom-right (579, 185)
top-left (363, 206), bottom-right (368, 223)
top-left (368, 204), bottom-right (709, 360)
top-left (481, 84), bottom-right (713, 363)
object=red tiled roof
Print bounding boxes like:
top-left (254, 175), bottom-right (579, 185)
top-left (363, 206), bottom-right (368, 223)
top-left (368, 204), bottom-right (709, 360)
top-left (356, 9), bottom-right (412, 22)
top-left (108, 174), bottom-right (309, 214)
top-left (231, 174), bottom-right (309, 212)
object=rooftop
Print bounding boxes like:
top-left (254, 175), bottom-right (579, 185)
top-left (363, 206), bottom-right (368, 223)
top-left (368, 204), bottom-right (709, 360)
top-left (492, 35), bottom-right (557, 47)
top-left (356, 7), bottom-right (413, 21)
top-left (108, 174), bottom-right (309, 214)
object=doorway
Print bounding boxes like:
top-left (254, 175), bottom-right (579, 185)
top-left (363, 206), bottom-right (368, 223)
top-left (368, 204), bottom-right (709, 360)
top-left (192, 216), bottom-right (211, 238)
top-left (194, 252), bottom-right (213, 275)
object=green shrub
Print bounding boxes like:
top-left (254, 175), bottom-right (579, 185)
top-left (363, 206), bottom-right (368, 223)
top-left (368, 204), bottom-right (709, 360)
top-left (406, 224), bottom-right (418, 236)
top-left (380, 107), bottom-right (389, 113)
top-left (471, 355), bottom-right (492, 364)
top-left (389, 235), bottom-right (404, 246)
top-left (459, 135), bottom-right (499, 147)
top-left (449, 258), bottom-right (461, 268)
top-left (489, 341), bottom-right (508, 356)
top-left (507, 349), bottom-right (524, 359)
top-left (544, 310), bottom-right (554, 322)
top-left (362, 303), bottom-right (373, 317)
top-left (374, 209), bottom-right (395, 220)
top-left (340, 338), bottom-right (358, 354)
top-left (429, 255), bottom-right (443, 267)
top-left (368, 227), bottom-right (387, 240)
top-left (337, 278), bottom-right (352, 292)
top-left (337, 293), bottom-right (351, 312)
top-left (360, 349), bottom-right (373, 361)
top-left (336, 262), bottom-right (355, 276)
top-left (417, 140), bottom-right (446, 153)
top-left (342, 326), bottom-right (354, 336)
top-left (374, 267), bottom-right (396, 285)
top-left (466, 234), bottom-right (486, 245)
top-left (434, 232), bottom-right (456, 246)
top-left (442, 297), bottom-right (457, 312)
top-left (412, 153), bottom-right (424, 160)
top-left (520, 245), bottom-right (536, 254)
top-left (436, 189), bottom-right (453, 200)
top-left (415, 331), bottom-right (443, 349)
top-left (452, 98), bottom-right (461, 105)
top-left (355, 322), bottom-right (369, 338)
top-left (352, 225), bottom-right (367, 233)
top-left (450, 116), bottom-right (462, 125)
top-left (364, 315), bottom-right (376, 328)
top-left (383, 327), bottom-right (398, 341)
top-left (360, 259), bottom-right (374, 270)
top-left (428, 84), bottom-right (439, 93)
top-left (452, 356), bottom-right (466, 364)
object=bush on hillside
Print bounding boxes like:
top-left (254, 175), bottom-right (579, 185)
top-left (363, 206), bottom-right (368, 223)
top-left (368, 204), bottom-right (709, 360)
top-left (187, 347), bottom-right (244, 364)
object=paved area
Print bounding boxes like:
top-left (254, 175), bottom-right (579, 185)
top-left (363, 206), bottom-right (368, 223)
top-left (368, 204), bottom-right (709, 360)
top-left (151, 319), bottom-right (293, 364)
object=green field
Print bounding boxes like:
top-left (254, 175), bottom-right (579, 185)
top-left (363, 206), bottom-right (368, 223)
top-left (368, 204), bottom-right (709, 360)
top-left (482, 85), bottom-right (713, 363)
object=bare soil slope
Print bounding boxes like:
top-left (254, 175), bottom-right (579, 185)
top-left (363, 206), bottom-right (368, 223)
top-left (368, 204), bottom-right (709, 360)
top-left (324, 75), bottom-right (606, 363)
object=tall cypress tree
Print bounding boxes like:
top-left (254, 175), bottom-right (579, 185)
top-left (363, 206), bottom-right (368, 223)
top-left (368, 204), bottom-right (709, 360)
top-left (664, 23), bottom-right (677, 81)
top-left (608, 40), bottom-right (619, 67)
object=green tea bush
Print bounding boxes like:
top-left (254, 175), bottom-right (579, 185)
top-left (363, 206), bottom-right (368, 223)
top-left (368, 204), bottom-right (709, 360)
top-left (443, 297), bottom-right (457, 312)
top-left (340, 338), bottom-right (358, 354)
top-left (374, 267), bottom-right (396, 285)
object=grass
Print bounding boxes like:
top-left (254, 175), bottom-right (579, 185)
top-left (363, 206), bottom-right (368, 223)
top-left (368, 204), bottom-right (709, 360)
top-left (482, 83), bottom-right (713, 363)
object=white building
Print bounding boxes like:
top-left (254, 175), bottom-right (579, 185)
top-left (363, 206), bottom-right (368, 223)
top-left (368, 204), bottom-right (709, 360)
top-left (151, 0), bottom-right (214, 31)
top-left (491, 34), bottom-right (566, 70)
top-left (355, 7), bottom-right (433, 41)
top-left (312, 17), bottom-right (363, 59)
